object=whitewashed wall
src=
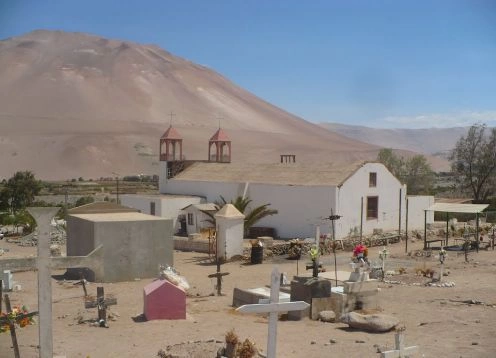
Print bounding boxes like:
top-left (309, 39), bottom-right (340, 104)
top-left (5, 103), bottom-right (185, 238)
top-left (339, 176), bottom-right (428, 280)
top-left (120, 194), bottom-right (203, 232)
top-left (406, 195), bottom-right (435, 229)
top-left (336, 163), bottom-right (406, 239)
top-left (164, 180), bottom-right (337, 238)
top-left (161, 163), bottom-right (433, 240)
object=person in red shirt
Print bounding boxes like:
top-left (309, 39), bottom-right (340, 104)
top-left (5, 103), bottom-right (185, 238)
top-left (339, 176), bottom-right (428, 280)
top-left (353, 241), bottom-right (369, 265)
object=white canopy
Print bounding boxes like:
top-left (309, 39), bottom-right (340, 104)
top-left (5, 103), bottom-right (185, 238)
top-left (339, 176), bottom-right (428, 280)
top-left (426, 203), bottom-right (489, 214)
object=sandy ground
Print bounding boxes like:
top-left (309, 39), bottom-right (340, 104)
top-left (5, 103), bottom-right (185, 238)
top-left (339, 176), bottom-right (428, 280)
top-left (1, 238), bottom-right (496, 358)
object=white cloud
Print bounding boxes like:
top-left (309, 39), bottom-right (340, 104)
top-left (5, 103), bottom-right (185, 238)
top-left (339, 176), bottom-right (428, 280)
top-left (376, 110), bottom-right (496, 129)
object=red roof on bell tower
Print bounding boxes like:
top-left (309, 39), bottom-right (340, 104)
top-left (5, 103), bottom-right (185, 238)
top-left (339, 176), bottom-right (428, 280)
top-left (161, 126), bottom-right (183, 140)
top-left (209, 128), bottom-right (230, 142)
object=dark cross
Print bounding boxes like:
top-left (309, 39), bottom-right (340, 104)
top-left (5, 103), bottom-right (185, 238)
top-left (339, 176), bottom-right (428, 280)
top-left (323, 210), bottom-right (342, 287)
top-left (208, 261), bottom-right (229, 296)
top-left (1, 293), bottom-right (39, 358)
top-left (169, 111), bottom-right (176, 126)
top-left (84, 286), bottom-right (117, 327)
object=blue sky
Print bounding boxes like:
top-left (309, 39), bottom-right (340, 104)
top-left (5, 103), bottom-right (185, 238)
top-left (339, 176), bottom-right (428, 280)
top-left (1, 0), bottom-right (495, 128)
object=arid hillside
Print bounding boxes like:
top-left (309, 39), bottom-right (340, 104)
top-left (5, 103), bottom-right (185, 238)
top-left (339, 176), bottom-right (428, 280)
top-left (0, 30), bottom-right (444, 180)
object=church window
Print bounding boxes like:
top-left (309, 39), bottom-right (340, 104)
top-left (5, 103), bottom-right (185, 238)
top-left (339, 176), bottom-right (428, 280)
top-left (369, 172), bottom-right (377, 187)
top-left (367, 196), bottom-right (379, 219)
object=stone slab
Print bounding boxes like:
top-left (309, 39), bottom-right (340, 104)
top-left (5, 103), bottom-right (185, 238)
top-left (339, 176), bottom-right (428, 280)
top-left (343, 279), bottom-right (379, 294)
top-left (319, 270), bottom-right (353, 283)
top-left (311, 297), bottom-right (335, 320)
top-left (232, 287), bottom-right (290, 307)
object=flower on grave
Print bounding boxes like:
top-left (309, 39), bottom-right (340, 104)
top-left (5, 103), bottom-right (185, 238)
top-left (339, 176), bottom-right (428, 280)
top-left (379, 247), bottom-right (389, 260)
top-left (309, 245), bottom-right (319, 261)
top-left (0, 305), bottom-right (35, 333)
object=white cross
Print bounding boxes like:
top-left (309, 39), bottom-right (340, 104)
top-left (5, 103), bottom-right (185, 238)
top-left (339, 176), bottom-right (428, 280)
top-left (381, 331), bottom-right (418, 358)
top-left (236, 267), bottom-right (309, 358)
top-left (0, 207), bottom-right (103, 358)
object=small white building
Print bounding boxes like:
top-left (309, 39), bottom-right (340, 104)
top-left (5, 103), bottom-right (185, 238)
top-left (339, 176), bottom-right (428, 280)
top-left (120, 194), bottom-right (205, 235)
top-left (181, 203), bottom-right (218, 236)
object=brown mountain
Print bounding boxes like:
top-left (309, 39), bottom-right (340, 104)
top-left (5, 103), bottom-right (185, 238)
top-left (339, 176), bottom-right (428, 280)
top-left (0, 30), bottom-right (411, 180)
top-left (318, 122), bottom-right (469, 157)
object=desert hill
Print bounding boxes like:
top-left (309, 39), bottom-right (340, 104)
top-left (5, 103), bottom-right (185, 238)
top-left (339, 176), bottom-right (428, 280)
top-left (318, 122), bottom-right (469, 159)
top-left (0, 30), bottom-right (445, 180)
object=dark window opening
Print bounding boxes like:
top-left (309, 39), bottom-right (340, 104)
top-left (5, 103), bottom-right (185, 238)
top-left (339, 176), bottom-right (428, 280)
top-left (369, 172), bottom-right (377, 187)
top-left (367, 196), bottom-right (378, 219)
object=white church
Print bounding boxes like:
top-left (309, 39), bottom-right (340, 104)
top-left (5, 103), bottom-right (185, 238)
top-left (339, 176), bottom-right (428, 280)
top-left (121, 125), bottom-right (434, 239)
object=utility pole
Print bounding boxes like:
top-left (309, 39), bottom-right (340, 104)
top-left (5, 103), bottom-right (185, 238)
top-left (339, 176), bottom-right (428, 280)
top-left (112, 172), bottom-right (120, 204)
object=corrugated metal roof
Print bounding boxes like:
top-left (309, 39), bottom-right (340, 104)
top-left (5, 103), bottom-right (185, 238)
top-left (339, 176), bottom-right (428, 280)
top-left (426, 203), bottom-right (489, 213)
top-left (171, 161), bottom-right (367, 186)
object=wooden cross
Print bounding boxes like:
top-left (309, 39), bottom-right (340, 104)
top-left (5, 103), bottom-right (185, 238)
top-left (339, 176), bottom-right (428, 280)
top-left (381, 331), bottom-right (418, 358)
top-left (236, 268), bottom-right (310, 358)
top-left (208, 260), bottom-right (229, 296)
top-left (84, 286), bottom-right (117, 327)
top-left (1, 293), bottom-right (39, 358)
top-left (0, 207), bottom-right (104, 358)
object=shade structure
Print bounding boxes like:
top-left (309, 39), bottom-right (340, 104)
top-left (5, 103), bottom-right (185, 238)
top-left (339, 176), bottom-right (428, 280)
top-left (426, 203), bottom-right (489, 214)
top-left (423, 202), bottom-right (488, 251)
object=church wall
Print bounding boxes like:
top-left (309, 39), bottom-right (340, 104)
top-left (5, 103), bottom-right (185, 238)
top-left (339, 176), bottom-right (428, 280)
top-left (336, 163), bottom-right (405, 238)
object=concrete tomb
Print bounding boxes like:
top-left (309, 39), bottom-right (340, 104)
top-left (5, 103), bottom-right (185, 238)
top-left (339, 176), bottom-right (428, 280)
top-left (288, 276), bottom-right (332, 320)
top-left (66, 203), bottom-right (173, 282)
top-left (2, 270), bottom-right (13, 291)
top-left (143, 279), bottom-right (186, 320)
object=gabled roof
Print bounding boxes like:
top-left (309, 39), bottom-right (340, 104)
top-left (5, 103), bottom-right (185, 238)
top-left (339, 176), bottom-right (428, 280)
top-left (160, 126), bottom-right (183, 140)
top-left (170, 161), bottom-right (369, 186)
top-left (209, 128), bottom-right (230, 142)
top-left (181, 203), bottom-right (218, 211)
top-left (214, 204), bottom-right (245, 219)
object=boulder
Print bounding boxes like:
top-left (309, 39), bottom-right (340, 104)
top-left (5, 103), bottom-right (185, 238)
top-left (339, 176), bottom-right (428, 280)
top-left (318, 310), bottom-right (336, 323)
top-left (340, 312), bottom-right (399, 332)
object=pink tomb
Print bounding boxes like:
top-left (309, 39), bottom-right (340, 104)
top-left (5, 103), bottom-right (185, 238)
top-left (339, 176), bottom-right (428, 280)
top-left (143, 279), bottom-right (186, 320)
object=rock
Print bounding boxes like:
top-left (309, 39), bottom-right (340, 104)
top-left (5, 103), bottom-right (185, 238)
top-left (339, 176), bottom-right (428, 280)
top-left (330, 339), bottom-right (337, 344)
top-left (310, 341), bottom-right (316, 345)
top-left (340, 312), bottom-right (399, 333)
top-left (318, 310), bottom-right (336, 323)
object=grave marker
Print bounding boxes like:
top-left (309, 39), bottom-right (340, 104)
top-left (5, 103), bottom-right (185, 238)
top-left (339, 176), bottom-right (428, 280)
top-left (236, 267), bottom-right (309, 358)
top-left (0, 207), bottom-right (104, 358)
top-left (381, 331), bottom-right (418, 358)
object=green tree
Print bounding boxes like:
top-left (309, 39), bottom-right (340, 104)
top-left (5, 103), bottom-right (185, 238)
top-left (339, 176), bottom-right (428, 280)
top-left (403, 155), bottom-right (435, 195)
top-left (377, 148), bottom-right (405, 178)
top-left (449, 123), bottom-right (496, 201)
top-left (75, 196), bottom-right (95, 207)
top-left (377, 149), bottom-right (435, 195)
top-left (0, 171), bottom-right (41, 214)
top-left (203, 196), bottom-right (278, 235)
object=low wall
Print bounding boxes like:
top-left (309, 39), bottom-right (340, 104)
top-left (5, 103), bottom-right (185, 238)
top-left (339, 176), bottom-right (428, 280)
top-left (173, 237), bottom-right (211, 253)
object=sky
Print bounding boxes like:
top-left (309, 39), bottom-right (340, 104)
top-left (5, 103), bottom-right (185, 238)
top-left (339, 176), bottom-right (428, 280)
top-left (1, 0), bottom-right (495, 129)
